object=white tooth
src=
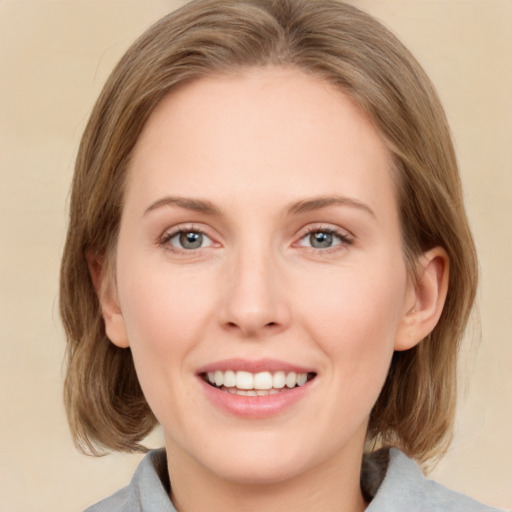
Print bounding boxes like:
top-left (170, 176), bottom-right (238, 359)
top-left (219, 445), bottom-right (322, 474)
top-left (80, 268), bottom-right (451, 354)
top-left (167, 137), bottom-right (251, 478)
top-left (246, 390), bottom-right (257, 396)
top-left (207, 372), bottom-right (215, 384)
top-left (286, 372), bottom-right (297, 388)
top-left (227, 387), bottom-right (237, 394)
top-left (297, 373), bottom-right (307, 386)
top-left (254, 371), bottom-right (273, 390)
top-left (214, 370), bottom-right (224, 387)
top-left (272, 371), bottom-right (286, 389)
top-left (237, 390), bottom-right (248, 396)
top-left (224, 370), bottom-right (236, 387)
top-left (236, 371), bottom-right (254, 390)
top-left (269, 389), bottom-right (280, 395)
top-left (256, 390), bottom-right (270, 396)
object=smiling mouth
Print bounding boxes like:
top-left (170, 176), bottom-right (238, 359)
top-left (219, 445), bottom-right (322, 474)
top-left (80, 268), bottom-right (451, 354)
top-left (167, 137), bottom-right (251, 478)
top-left (201, 370), bottom-right (317, 396)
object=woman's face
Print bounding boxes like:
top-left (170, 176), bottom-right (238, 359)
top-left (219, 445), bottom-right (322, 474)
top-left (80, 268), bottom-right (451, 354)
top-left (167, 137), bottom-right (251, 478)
top-left (106, 67), bottom-right (418, 485)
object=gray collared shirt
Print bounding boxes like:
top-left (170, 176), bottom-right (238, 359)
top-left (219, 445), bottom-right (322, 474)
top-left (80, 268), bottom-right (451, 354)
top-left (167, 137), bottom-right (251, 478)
top-left (84, 448), bottom-right (503, 512)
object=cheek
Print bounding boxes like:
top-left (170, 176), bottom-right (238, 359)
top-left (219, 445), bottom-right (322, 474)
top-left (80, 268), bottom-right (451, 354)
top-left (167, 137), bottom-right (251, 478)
top-left (297, 265), bottom-right (406, 378)
top-left (113, 267), bottom-right (215, 421)
top-left (117, 261), bottom-right (213, 352)
top-left (115, 268), bottom-right (212, 423)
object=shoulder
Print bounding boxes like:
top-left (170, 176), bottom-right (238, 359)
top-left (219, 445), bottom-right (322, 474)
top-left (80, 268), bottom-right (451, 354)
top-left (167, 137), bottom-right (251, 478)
top-left (83, 449), bottom-right (176, 512)
top-left (367, 448), bottom-right (505, 512)
top-left (83, 486), bottom-right (130, 512)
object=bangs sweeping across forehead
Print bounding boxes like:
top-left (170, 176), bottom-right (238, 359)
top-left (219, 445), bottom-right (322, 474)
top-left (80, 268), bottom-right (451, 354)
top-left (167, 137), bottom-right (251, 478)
top-left (60, 0), bottom-right (477, 464)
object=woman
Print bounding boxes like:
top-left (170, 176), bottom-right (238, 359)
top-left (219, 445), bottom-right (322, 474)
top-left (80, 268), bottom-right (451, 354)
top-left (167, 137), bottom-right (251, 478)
top-left (60, 0), bottom-right (501, 510)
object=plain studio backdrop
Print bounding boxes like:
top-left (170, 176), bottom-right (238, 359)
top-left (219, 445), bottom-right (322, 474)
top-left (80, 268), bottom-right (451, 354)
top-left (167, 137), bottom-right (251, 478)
top-left (0, 1), bottom-right (510, 510)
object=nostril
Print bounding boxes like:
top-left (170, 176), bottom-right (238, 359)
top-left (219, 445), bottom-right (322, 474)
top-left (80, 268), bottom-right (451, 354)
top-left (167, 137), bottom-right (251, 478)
top-left (225, 321), bottom-right (278, 329)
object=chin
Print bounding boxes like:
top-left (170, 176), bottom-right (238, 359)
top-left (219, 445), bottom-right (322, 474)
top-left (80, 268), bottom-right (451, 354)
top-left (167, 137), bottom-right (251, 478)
top-left (191, 430), bottom-right (338, 486)
top-left (209, 455), bottom-right (311, 486)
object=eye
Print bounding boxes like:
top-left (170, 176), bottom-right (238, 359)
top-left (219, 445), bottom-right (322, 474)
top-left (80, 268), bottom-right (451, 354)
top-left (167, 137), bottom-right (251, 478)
top-left (296, 227), bottom-right (352, 250)
top-left (164, 229), bottom-right (215, 250)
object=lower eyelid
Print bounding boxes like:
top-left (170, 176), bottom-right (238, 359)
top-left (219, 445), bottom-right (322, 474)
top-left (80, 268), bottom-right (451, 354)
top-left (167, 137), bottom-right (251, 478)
top-left (158, 225), bottom-right (352, 252)
top-left (296, 228), bottom-right (352, 246)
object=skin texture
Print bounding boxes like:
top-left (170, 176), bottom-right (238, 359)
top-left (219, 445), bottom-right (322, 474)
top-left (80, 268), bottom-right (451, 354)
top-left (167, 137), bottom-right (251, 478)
top-left (99, 67), bottom-right (448, 512)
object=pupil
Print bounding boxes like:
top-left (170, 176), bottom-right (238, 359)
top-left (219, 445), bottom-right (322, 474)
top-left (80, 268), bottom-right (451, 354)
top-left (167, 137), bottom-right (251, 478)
top-left (311, 232), bottom-right (332, 248)
top-left (180, 231), bottom-right (203, 249)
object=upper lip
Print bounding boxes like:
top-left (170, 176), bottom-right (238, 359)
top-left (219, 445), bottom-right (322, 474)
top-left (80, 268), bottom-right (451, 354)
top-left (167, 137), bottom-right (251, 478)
top-left (196, 358), bottom-right (315, 375)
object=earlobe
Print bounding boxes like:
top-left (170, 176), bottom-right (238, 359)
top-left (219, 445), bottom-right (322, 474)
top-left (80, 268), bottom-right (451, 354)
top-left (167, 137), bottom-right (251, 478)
top-left (394, 247), bottom-right (449, 351)
top-left (86, 252), bottom-right (130, 349)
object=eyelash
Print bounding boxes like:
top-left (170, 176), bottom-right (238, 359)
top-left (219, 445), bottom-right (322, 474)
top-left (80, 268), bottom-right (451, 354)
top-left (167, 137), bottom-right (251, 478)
top-left (295, 225), bottom-right (353, 253)
top-left (159, 225), bottom-right (216, 254)
top-left (158, 225), bottom-right (353, 255)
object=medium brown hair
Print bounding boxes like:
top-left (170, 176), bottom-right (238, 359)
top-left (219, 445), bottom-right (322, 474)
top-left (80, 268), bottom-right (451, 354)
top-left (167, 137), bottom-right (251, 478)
top-left (60, 0), bottom-right (477, 464)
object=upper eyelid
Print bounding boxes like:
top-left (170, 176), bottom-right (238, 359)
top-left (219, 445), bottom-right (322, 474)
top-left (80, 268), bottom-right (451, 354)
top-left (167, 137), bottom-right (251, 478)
top-left (296, 223), bottom-right (353, 239)
top-left (159, 227), bottom-right (219, 255)
top-left (161, 223), bottom-right (212, 237)
top-left (158, 223), bottom-right (218, 247)
top-left (157, 222), bottom-right (353, 245)
top-left (164, 228), bottom-right (211, 241)
top-left (291, 227), bottom-right (354, 255)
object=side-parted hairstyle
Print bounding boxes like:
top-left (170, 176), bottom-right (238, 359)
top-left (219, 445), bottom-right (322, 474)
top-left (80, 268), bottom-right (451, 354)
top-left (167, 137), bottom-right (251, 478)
top-left (60, 0), bottom-right (477, 465)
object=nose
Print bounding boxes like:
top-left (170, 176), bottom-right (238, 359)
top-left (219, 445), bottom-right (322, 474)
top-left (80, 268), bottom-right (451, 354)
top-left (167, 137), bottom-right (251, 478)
top-left (217, 245), bottom-right (291, 338)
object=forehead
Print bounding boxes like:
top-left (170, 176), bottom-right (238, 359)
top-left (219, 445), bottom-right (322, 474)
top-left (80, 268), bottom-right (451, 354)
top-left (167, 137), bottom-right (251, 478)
top-left (125, 66), bottom-right (395, 222)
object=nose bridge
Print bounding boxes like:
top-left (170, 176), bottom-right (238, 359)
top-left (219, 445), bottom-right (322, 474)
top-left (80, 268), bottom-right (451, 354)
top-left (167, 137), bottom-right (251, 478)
top-left (218, 236), bottom-right (289, 336)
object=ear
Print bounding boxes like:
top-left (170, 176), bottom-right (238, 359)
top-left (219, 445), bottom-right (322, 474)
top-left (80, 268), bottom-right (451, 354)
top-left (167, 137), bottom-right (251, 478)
top-left (86, 252), bottom-right (130, 348)
top-left (394, 247), bottom-right (449, 351)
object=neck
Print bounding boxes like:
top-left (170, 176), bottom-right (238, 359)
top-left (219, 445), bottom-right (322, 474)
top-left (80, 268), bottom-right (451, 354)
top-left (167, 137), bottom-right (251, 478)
top-left (165, 442), bottom-right (368, 512)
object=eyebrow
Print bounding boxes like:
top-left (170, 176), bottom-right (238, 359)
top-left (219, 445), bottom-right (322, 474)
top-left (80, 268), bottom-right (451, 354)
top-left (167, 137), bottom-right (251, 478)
top-left (287, 195), bottom-right (375, 217)
top-left (144, 196), bottom-right (221, 216)
top-left (143, 194), bottom-right (375, 218)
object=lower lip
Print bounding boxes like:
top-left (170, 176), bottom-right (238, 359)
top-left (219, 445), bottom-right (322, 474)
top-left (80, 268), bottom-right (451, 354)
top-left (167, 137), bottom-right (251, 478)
top-left (198, 377), bottom-right (313, 419)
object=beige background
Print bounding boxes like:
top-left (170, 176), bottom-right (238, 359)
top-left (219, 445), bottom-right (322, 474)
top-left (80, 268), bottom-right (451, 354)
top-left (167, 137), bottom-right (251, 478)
top-left (1, 1), bottom-right (511, 510)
